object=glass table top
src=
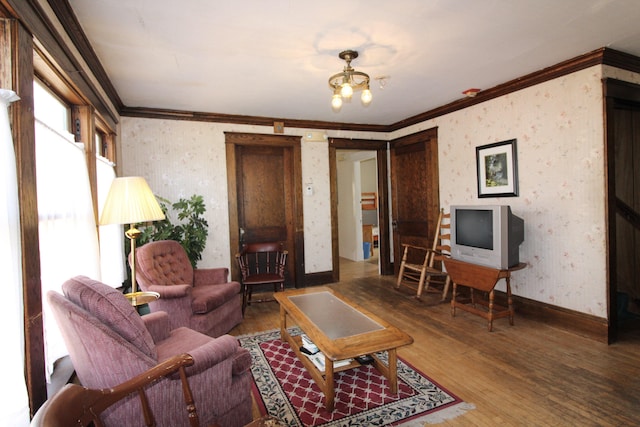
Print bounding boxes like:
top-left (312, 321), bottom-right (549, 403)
top-left (288, 291), bottom-right (383, 339)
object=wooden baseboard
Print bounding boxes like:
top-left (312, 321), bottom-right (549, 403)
top-left (496, 291), bottom-right (609, 343)
top-left (301, 271), bottom-right (334, 287)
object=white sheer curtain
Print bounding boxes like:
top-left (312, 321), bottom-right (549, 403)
top-left (97, 156), bottom-right (126, 288)
top-left (35, 119), bottom-right (101, 380)
top-left (0, 89), bottom-right (29, 425)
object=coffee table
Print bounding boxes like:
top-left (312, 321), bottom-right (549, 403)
top-left (273, 287), bottom-right (413, 411)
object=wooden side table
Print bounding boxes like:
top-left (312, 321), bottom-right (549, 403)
top-left (443, 258), bottom-right (526, 331)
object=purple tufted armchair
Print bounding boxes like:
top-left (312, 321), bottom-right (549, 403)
top-left (47, 276), bottom-right (252, 427)
top-left (134, 240), bottom-right (243, 337)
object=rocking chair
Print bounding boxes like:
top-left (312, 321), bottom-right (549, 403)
top-left (395, 208), bottom-right (451, 301)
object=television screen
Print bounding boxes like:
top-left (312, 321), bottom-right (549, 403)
top-left (450, 204), bottom-right (525, 269)
top-left (456, 209), bottom-right (493, 250)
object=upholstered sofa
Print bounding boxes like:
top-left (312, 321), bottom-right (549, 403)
top-left (47, 276), bottom-right (252, 427)
top-left (134, 240), bottom-right (243, 337)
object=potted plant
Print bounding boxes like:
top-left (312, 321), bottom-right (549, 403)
top-left (135, 194), bottom-right (209, 267)
top-left (121, 194), bottom-right (209, 294)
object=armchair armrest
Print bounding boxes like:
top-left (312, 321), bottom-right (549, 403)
top-left (194, 268), bottom-right (229, 286)
top-left (146, 284), bottom-right (192, 299)
top-left (141, 311), bottom-right (171, 343)
top-left (181, 334), bottom-right (240, 376)
top-left (231, 347), bottom-right (252, 376)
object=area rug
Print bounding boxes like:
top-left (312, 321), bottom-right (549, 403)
top-left (238, 328), bottom-right (472, 426)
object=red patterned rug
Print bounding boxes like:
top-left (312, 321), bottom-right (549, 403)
top-left (238, 328), bottom-right (472, 426)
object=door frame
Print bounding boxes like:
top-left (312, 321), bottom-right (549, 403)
top-left (329, 137), bottom-right (391, 281)
top-left (225, 132), bottom-right (305, 286)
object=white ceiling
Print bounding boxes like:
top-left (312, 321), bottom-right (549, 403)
top-left (67, 0), bottom-right (640, 126)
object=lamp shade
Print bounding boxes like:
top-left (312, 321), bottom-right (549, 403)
top-left (99, 177), bottom-right (165, 225)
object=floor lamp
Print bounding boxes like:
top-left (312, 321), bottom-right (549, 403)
top-left (100, 177), bottom-right (165, 306)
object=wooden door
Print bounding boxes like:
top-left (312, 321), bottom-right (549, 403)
top-left (607, 81), bottom-right (640, 341)
top-left (605, 78), bottom-right (640, 342)
top-left (390, 129), bottom-right (440, 274)
top-left (226, 132), bottom-right (303, 287)
top-left (613, 104), bottom-right (640, 309)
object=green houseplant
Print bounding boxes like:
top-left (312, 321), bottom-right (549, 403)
top-left (133, 194), bottom-right (209, 268)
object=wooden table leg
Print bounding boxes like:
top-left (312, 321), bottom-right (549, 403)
top-left (488, 290), bottom-right (495, 332)
top-left (451, 282), bottom-right (457, 317)
top-left (387, 349), bottom-right (398, 394)
top-left (324, 355), bottom-right (335, 411)
top-left (279, 305), bottom-right (287, 339)
top-left (506, 276), bottom-right (514, 325)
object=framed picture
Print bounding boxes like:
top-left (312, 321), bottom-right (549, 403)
top-left (476, 139), bottom-right (519, 198)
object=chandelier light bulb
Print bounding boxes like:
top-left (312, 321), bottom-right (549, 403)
top-left (331, 94), bottom-right (343, 110)
top-left (361, 88), bottom-right (372, 105)
top-left (328, 50), bottom-right (372, 110)
top-left (340, 83), bottom-right (353, 98)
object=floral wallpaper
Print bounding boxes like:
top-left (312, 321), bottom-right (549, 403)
top-left (393, 65), bottom-right (609, 317)
top-left (121, 119), bottom-right (233, 266)
top-left (301, 141), bottom-right (332, 272)
top-left (121, 64), bottom-right (639, 319)
top-left (120, 120), bottom-right (381, 274)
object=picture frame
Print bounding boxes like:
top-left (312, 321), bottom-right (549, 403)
top-left (476, 139), bottom-right (519, 198)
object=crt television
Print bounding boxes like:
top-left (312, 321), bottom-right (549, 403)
top-left (450, 205), bottom-right (524, 269)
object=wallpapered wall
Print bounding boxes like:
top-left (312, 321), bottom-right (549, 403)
top-left (121, 65), bottom-right (639, 319)
top-left (120, 122), bottom-right (382, 274)
top-left (395, 65), bottom-right (608, 317)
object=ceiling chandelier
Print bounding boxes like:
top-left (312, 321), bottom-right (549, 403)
top-left (328, 50), bottom-right (372, 111)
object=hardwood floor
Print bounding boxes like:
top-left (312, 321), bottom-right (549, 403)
top-left (230, 255), bottom-right (640, 426)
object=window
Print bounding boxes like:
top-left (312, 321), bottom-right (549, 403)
top-left (96, 131), bottom-right (106, 157)
top-left (34, 80), bottom-right (70, 133)
top-left (32, 78), bottom-right (124, 381)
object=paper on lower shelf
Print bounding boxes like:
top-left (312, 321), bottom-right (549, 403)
top-left (300, 334), bottom-right (319, 354)
top-left (304, 351), bottom-right (351, 373)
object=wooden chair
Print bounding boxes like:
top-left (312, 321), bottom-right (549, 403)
top-left (235, 242), bottom-right (288, 314)
top-left (31, 354), bottom-right (203, 427)
top-left (395, 208), bottom-right (451, 301)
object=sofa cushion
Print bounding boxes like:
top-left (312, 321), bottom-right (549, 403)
top-left (62, 276), bottom-right (157, 359)
top-left (191, 282), bottom-right (241, 314)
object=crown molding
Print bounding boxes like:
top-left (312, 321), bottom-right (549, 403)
top-left (9, 0), bottom-right (640, 134)
top-left (387, 47), bottom-right (615, 131)
top-left (120, 106), bottom-right (389, 133)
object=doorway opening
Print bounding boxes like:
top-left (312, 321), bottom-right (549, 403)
top-left (328, 137), bottom-right (390, 283)
top-left (337, 150), bottom-right (379, 280)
